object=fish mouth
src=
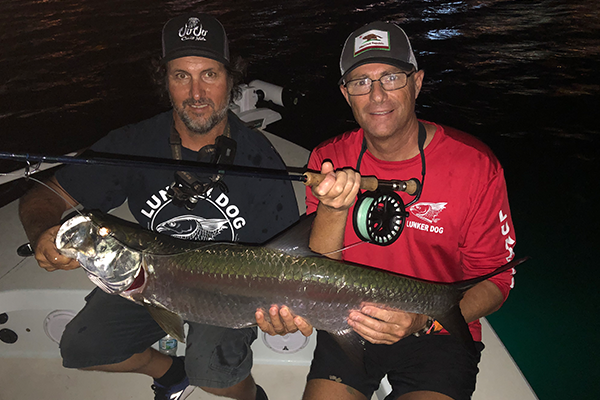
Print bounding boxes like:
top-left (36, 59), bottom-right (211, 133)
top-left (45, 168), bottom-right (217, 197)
top-left (55, 214), bottom-right (92, 258)
top-left (56, 212), bottom-right (143, 294)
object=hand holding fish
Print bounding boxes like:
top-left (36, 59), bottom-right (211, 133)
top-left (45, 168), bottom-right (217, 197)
top-left (255, 305), bottom-right (314, 337)
top-left (34, 226), bottom-right (81, 272)
top-left (348, 305), bottom-right (430, 345)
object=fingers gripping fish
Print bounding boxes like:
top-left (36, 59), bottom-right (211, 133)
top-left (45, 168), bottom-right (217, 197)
top-left (55, 211), bottom-right (527, 355)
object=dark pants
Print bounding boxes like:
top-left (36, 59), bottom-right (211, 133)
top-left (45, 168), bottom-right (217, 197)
top-left (60, 288), bottom-right (257, 388)
top-left (307, 330), bottom-right (484, 400)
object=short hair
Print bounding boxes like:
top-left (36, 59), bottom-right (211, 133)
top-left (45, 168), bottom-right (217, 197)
top-left (151, 55), bottom-right (247, 106)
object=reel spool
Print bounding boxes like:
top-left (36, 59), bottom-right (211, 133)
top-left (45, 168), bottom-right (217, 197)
top-left (353, 191), bottom-right (409, 246)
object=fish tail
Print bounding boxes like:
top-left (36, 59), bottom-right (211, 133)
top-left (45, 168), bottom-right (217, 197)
top-left (434, 257), bottom-right (529, 353)
top-left (452, 257), bottom-right (529, 293)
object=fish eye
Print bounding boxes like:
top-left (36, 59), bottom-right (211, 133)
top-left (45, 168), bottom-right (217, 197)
top-left (98, 226), bottom-right (111, 237)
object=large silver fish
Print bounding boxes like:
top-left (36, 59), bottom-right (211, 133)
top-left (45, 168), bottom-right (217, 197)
top-left (55, 211), bottom-right (526, 353)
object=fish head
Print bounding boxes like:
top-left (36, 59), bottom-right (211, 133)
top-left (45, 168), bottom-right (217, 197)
top-left (55, 213), bottom-right (143, 294)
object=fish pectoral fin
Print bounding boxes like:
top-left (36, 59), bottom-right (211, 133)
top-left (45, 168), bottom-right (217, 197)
top-left (330, 329), bottom-right (366, 372)
top-left (144, 304), bottom-right (186, 343)
top-left (435, 305), bottom-right (476, 354)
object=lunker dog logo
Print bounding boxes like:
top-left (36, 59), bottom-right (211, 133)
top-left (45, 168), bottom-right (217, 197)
top-left (141, 187), bottom-right (245, 241)
top-left (409, 202), bottom-right (447, 223)
top-left (156, 216), bottom-right (229, 241)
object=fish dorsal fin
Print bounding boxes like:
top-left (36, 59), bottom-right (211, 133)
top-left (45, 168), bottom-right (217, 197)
top-left (144, 304), bottom-right (186, 343)
top-left (264, 213), bottom-right (320, 257)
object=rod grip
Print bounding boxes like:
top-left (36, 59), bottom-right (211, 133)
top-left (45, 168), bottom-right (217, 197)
top-left (405, 179), bottom-right (419, 196)
top-left (303, 172), bottom-right (379, 191)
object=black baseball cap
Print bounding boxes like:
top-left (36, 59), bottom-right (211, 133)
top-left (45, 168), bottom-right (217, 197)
top-left (161, 13), bottom-right (230, 66)
top-left (339, 21), bottom-right (418, 84)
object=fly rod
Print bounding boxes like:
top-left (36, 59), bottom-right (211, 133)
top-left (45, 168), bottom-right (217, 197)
top-left (0, 150), bottom-right (419, 195)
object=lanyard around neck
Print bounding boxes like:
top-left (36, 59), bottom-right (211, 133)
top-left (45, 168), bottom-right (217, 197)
top-left (355, 122), bottom-right (427, 207)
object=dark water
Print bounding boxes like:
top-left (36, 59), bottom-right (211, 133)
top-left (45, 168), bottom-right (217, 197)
top-left (1, 1), bottom-right (598, 398)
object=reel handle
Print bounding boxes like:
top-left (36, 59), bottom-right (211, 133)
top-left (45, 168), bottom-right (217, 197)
top-left (303, 172), bottom-right (418, 195)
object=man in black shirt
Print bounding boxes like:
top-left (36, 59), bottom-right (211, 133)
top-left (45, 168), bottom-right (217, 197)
top-left (20, 13), bottom-right (299, 400)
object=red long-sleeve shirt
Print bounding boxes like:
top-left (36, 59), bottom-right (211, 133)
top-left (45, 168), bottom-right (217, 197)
top-left (306, 122), bottom-right (517, 341)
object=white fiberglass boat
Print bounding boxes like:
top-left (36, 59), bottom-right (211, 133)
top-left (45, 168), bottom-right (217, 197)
top-left (0, 81), bottom-right (537, 400)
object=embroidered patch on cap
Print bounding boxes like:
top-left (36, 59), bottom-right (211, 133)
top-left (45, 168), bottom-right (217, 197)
top-left (353, 29), bottom-right (390, 57)
top-left (178, 17), bottom-right (208, 42)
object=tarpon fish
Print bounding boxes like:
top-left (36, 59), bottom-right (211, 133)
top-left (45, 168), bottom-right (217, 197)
top-left (55, 211), bottom-right (526, 354)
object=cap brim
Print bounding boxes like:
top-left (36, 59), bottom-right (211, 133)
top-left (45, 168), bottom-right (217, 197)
top-left (339, 58), bottom-right (415, 85)
top-left (160, 48), bottom-right (230, 66)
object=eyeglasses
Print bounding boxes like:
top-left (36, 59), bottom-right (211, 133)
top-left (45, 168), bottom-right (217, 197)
top-left (344, 70), bottom-right (416, 96)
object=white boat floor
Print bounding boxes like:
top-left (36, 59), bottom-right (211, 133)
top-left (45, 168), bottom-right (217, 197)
top-left (0, 327), bottom-right (537, 400)
top-left (0, 359), bottom-right (310, 400)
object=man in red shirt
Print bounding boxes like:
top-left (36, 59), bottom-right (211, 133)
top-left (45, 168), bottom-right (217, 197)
top-left (299, 21), bottom-right (516, 400)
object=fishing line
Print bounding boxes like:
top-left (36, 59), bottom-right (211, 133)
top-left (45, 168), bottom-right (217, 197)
top-left (321, 240), bottom-right (368, 257)
top-left (1, 157), bottom-right (83, 219)
top-left (0, 256), bottom-right (29, 281)
top-left (27, 176), bottom-right (85, 219)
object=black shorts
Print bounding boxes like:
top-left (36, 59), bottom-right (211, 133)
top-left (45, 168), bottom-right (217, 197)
top-left (307, 330), bottom-right (484, 400)
top-left (60, 288), bottom-right (257, 388)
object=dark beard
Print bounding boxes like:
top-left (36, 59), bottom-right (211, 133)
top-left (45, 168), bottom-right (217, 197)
top-left (173, 95), bottom-right (230, 135)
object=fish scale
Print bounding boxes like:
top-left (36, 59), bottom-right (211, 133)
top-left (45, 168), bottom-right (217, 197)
top-left (139, 244), bottom-right (457, 332)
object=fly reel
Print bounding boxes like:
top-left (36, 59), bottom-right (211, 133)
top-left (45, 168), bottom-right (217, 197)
top-left (353, 190), bottom-right (409, 246)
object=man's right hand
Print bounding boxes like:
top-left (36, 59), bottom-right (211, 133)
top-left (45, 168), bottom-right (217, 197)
top-left (308, 161), bottom-right (362, 259)
top-left (33, 226), bottom-right (80, 272)
top-left (311, 161), bottom-right (361, 212)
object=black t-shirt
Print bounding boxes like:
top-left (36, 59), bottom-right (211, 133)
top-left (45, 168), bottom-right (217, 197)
top-left (56, 111), bottom-right (299, 243)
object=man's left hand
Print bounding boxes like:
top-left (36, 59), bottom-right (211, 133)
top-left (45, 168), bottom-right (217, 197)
top-left (347, 304), bottom-right (430, 345)
top-left (255, 305), bottom-right (314, 337)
